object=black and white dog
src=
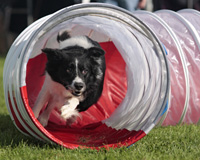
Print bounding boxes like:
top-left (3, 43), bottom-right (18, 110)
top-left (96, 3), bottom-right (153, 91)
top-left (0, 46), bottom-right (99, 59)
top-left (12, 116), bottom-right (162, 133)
top-left (32, 31), bottom-right (106, 127)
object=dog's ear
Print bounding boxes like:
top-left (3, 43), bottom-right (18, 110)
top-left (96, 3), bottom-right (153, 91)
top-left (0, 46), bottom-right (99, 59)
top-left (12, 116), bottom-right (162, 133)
top-left (42, 48), bottom-right (63, 61)
top-left (88, 47), bottom-right (105, 58)
top-left (57, 31), bottom-right (70, 42)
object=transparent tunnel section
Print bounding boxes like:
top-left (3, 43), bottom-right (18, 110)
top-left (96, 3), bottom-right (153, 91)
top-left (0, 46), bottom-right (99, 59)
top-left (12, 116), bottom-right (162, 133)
top-left (134, 9), bottom-right (200, 125)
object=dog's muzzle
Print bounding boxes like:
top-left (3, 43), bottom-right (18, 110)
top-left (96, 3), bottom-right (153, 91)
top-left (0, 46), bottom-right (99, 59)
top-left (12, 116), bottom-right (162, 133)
top-left (66, 82), bottom-right (85, 97)
top-left (74, 82), bottom-right (84, 91)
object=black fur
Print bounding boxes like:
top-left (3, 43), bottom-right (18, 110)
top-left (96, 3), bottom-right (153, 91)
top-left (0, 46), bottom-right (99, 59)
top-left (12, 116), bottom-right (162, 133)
top-left (57, 31), bottom-right (70, 42)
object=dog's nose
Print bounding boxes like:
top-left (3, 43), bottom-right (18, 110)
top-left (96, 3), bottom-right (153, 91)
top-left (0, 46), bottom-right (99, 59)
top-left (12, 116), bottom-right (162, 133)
top-left (74, 82), bottom-right (84, 90)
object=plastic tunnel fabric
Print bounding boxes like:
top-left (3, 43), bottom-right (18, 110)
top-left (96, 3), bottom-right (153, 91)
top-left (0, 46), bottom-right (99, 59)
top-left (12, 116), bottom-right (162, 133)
top-left (4, 3), bottom-right (200, 149)
top-left (134, 9), bottom-right (200, 125)
top-left (134, 11), bottom-right (189, 126)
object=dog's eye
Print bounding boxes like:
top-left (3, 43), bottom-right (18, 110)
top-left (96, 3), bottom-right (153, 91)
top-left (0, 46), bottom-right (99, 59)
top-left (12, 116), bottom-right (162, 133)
top-left (66, 68), bottom-right (73, 73)
top-left (82, 69), bottom-right (88, 75)
top-left (66, 64), bottom-right (75, 73)
top-left (66, 69), bottom-right (71, 73)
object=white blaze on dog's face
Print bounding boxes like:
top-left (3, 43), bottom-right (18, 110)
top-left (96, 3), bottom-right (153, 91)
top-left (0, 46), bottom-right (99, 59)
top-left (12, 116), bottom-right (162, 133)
top-left (68, 58), bottom-right (86, 97)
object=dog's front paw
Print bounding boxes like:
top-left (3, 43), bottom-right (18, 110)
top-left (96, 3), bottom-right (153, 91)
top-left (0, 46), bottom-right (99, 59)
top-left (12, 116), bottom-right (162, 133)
top-left (38, 116), bottom-right (48, 127)
top-left (32, 107), bottom-right (40, 119)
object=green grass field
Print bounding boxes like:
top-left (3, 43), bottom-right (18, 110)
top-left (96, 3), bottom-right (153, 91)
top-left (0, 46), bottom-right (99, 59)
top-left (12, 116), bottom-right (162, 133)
top-left (0, 55), bottom-right (200, 160)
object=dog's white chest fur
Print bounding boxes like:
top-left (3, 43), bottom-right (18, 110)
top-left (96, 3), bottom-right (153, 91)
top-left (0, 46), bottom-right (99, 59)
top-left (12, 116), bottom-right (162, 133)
top-left (60, 97), bottom-right (80, 120)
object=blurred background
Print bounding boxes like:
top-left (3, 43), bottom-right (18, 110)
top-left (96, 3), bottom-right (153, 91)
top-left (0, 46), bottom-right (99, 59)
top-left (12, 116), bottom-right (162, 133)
top-left (0, 0), bottom-right (199, 54)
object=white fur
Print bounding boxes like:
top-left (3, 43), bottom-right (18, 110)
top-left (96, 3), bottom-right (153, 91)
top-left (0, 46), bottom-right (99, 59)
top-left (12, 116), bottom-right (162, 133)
top-left (75, 59), bottom-right (78, 73)
top-left (96, 70), bottom-right (103, 80)
top-left (72, 76), bottom-right (84, 84)
top-left (60, 97), bottom-right (80, 119)
top-left (32, 73), bottom-right (81, 127)
top-left (59, 36), bottom-right (94, 49)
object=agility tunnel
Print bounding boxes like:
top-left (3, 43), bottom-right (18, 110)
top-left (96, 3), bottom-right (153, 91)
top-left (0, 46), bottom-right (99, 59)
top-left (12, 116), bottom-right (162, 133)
top-left (3, 3), bottom-right (200, 149)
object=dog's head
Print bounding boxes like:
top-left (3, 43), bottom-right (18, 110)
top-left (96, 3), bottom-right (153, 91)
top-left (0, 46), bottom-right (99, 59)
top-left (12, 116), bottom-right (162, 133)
top-left (42, 32), bottom-right (105, 97)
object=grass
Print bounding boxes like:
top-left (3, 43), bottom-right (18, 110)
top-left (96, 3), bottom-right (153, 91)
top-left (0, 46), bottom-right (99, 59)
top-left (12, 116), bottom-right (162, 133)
top-left (0, 55), bottom-right (200, 160)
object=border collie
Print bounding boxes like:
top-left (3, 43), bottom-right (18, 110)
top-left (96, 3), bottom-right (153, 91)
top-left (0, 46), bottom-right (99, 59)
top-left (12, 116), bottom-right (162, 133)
top-left (32, 31), bottom-right (106, 127)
